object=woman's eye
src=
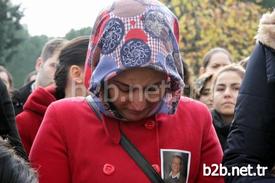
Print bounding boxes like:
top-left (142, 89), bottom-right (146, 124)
top-left (118, 86), bottom-right (130, 92)
top-left (147, 87), bottom-right (157, 92)
top-left (216, 87), bottom-right (224, 92)
top-left (201, 91), bottom-right (210, 96)
top-left (111, 81), bottom-right (130, 92)
top-left (146, 85), bottom-right (160, 92)
top-left (211, 65), bottom-right (219, 69)
top-left (233, 87), bottom-right (240, 91)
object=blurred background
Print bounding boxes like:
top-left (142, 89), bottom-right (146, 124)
top-left (0, 0), bottom-right (274, 88)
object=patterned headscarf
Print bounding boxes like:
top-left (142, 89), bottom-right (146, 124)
top-left (84, 0), bottom-right (184, 120)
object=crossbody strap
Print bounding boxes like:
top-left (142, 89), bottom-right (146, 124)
top-left (120, 132), bottom-right (165, 183)
top-left (85, 96), bottom-right (165, 183)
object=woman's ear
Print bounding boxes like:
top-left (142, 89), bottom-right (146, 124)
top-left (35, 57), bottom-right (44, 71)
top-left (69, 65), bottom-right (83, 84)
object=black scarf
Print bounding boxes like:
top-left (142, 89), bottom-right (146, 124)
top-left (211, 110), bottom-right (231, 151)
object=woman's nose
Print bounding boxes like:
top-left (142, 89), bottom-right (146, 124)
top-left (129, 90), bottom-right (146, 111)
top-left (223, 87), bottom-right (232, 97)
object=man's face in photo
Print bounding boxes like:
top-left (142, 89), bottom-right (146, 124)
top-left (171, 156), bottom-right (181, 174)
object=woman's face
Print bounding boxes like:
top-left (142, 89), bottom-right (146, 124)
top-left (108, 68), bottom-right (167, 121)
top-left (199, 79), bottom-right (213, 109)
top-left (0, 72), bottom-right (11, 92)
top-left (205, 52), bottom-right (231, 74)
top-left (213, 71), bottom-right (242, 118)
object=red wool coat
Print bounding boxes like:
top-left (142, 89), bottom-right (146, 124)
top-left (16, 85), bottom-right (56, 154)
top-left (30, 97), bottom-right (224, 183)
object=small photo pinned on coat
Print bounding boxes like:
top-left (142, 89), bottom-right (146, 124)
top-left (161, 149), bottom-right (191, 183)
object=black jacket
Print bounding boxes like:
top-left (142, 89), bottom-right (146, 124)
top-left (11, 81), bottom-right (34, 115)
top-left (211, 110), bottom-right (231, 151)
top-left (0, 79), bottom-right (28, 160)
top-left (223, 42), bottom-right (275, 182)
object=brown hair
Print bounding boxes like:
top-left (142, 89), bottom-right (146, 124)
top-left (54, 36), bottom-right (89, 99)
top-left (40, 38), bottom-right (68, 61)
top-left (202, 47), bottom-right (233, 68)
top-left (194, 72), bottom-right (213, 99)
top-left (212, 64), bottom-right (245, 92)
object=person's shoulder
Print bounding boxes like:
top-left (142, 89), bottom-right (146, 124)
top-left (29, 85), bottom-right (56, 100)
top-left (178, 96), bottom-right (209, 114)
top-left (52, 96), bottom-right (86, 105)
top-left (176, 97), bottom-right (212, 128)
top-left (49, 97), bottom-right (88, 112)
top-left (44, 97), bottom-right (101, 130)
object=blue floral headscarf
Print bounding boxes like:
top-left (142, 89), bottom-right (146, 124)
top-left (84, 0), bottom-right (184, 120)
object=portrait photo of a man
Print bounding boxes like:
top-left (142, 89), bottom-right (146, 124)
top-left (161, 149), bottom-right (190, 183)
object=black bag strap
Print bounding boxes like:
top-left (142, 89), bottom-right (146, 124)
top-left (85, 96), bottom-right (165, 183)
top-left (120, 132), bottom-right (165, 183)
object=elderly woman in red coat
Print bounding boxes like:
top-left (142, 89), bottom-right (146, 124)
top-left (30, 0), bottom-right (223, 182)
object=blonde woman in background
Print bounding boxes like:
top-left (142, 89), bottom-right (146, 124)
top-left (211, 64), bottom-right (245, 151)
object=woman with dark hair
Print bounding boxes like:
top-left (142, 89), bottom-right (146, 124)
top-left (54, 36), bottom-right (89, 99)
top-left (0, 79), bottom-right (27, 160)
top-left (29, 1), bottom-right (223, 182)
top-left (0, 65), bottom-right (14, 94)
top-left (0, 139), bottom-right (37, 183)
top-left (16, 36), bottom-right (89, 155)
top-left (194, 72), bottom-right (214, 109)
top-left (199, 47), bottom-right (232, 75)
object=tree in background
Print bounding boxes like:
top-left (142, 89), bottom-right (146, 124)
top-left (65, 27), bottom-right (91, 40)
top-left (6, 30), bottom-right (48, 88)
top-left (0, 0), bottom-right (23, 65)
top-left (6, 27), bottom-right (91, 88)
top-left (243, 0), bottom-right (275, 9)
top-left (161, 0), bottom-right (264, 74)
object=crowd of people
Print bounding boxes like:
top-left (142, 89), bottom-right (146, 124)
top-left (0, 0), bottom-right (274, 182)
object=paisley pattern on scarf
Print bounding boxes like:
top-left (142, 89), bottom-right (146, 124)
top-left (143, 10), bottom-right (169, 40)
top-left (100, 18), bottom-right (125, 54)
top-left (84, 0), bottom-right (185, 119)
top-left (121, 39), bottom-right (151, 67)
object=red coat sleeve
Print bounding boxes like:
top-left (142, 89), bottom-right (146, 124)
top-left (29, 104), bottom-right (70, 183)
top-left (197, 106), bottom-right (224, 183)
